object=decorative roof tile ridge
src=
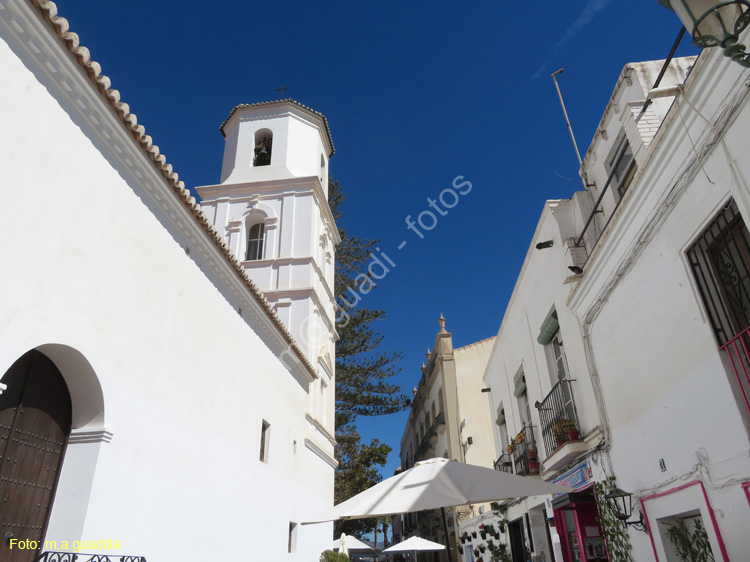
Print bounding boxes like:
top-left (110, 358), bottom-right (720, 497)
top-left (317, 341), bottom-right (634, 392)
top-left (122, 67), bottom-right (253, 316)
top-left (27, 0), bottom-right (317, 379)
top-left (219, 98), bottom-right (335, 155)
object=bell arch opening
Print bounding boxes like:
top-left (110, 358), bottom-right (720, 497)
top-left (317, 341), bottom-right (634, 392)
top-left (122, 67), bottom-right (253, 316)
top-left (254, 128), bottom-right (273, 167)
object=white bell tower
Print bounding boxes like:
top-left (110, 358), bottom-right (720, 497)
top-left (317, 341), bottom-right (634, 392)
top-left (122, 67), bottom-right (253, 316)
top-left (197, 100), bottom-right (339, 429)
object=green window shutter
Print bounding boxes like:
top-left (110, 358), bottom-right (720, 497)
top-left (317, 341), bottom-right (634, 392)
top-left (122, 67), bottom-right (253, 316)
top-left (537, 309), bottom-right (559, 345)
top-left (495, 410), bottom-right (506, 426)
top-left (513, 369), bottom-right (526, 398)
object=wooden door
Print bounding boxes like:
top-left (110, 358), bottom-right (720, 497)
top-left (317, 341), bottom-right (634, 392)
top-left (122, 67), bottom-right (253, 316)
top-left (0, 351), bottom-right (71, 561)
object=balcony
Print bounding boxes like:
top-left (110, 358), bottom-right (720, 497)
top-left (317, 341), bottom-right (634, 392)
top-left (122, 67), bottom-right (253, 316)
top-left (429, 421), bottom-right (439, 445)
top-left (508, 427), bottom-right (539, 476)
top-left (493, 453), bottom-right (514, 473)
top-left (720, 326), bottom-right (750, 416)
top-left (536, 378), bottom-right (586, 471)
top-left (436, 411), bottom-right (446, 433)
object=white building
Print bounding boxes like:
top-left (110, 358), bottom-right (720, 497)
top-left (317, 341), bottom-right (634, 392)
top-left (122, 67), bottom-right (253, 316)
top-left (0, 1), bottom-right (337, 561)
top-left (567, 32), bottom-right (750, 562)
top-left (393, 317), bottom-right (495, 560)
top-left (479, 25), bottom-right (750, 562)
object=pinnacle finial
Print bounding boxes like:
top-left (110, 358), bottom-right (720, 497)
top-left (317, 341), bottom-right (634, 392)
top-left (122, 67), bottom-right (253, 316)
top-left (438, 313), bottom-right (447, 333)
top-left (426, 348), bottom-right (431, 359)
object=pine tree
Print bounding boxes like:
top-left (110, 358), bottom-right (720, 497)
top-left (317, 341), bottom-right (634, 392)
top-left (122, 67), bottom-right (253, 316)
top-left (329, 176), bottom-right (407, 537)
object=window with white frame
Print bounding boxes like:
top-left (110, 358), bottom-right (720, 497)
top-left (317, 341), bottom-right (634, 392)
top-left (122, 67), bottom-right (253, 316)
top-left (246, 222), bottom-right (265, 261)
top-left (518, 389), bottom-right (532, 430)
top-left (606, 132), bottom-right (637, 199)
top-left (546, 329), bottom-right (570, 384)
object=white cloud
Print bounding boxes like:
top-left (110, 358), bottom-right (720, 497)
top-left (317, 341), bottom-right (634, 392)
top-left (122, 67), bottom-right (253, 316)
top-left (531, 0), bottom-right (614, 79)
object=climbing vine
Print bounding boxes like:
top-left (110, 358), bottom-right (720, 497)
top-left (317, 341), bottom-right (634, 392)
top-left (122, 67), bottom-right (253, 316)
top-left (594, 476), bottom-right (634, 562)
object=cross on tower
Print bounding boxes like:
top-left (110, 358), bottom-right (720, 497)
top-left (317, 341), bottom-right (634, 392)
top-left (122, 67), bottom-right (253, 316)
top-left (275, 84), bottom-right (289, 99)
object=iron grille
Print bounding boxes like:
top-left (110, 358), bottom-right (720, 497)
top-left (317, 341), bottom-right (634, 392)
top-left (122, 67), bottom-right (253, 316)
top-left (687, 200), bottom-right (750, 346)
top-left (536, 378), bottom-right (580, 457)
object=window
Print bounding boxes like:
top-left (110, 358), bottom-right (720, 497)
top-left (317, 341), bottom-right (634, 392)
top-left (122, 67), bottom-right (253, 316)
top-left (546, 330), bottom-right (570, 383)
top-left (518, 389), bottom-right (532, 429)
top-left (606, 134), bottom-right (637, 199)
top-left (260, 420), bottom-right (270, 463)
top-left (688, 200), bottom-right (750, 345)
top-left (288, 522), bottom-right (298, 553)
top-left (254, 129), bottom-right (272, 166)
top-left (246, 223), bottom-right (265, 261)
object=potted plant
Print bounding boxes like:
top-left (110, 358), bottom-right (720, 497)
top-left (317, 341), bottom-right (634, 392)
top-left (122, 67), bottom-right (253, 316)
top-left (515, 431), bottom-right (525, 444)
top-left (479, 524), bottom-right (487, 539)
top-left (553, 419), bottom-right (580, 446)
top-left (457, 546), bottom-right (463, 554)
top-left (527, 444), bottom-right (540, 475)
top-left (506, 443), bottom-right (515, 455)
top-left (487, 540), bottom-right (494, 547)
top-left (479, 545), bottom-right (486, 553)
top-left (472, 531), bottom-right (477, 538)
top-left (473, 548), bottom-right (480, 557)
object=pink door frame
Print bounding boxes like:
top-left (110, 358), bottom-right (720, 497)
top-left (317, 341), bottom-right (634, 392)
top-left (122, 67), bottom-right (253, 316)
top-left (640, 480), bottom-right (729, 562)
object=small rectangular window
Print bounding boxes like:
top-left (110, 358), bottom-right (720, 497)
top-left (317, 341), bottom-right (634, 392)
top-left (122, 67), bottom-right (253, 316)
top-left (606, 135), bottom-right (637, 199)
top-left (260, 420), bottom-right (270, 463)
top-left (288, 522), bottom-right (297, 553)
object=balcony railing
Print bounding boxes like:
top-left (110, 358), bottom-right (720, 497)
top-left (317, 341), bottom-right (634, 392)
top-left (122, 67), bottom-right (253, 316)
top-left (720, 326), bottom-right (750, 415)
top-left (509, 427), bottom-right (539, 476)
top-left (536, 378), bottom-right (581, 457)
top-left (494, 452), bottom-right (514, 473)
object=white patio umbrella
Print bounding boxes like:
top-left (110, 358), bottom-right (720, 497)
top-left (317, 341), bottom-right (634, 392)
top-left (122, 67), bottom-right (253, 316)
top-left (304, 458), bottom-right (573, 562)
top-left (333, 534), bottom-right (375, 554)
top-left (384, 536), bottom-right (445, 562)
top-left (305, 457), bottom-right (572, 523)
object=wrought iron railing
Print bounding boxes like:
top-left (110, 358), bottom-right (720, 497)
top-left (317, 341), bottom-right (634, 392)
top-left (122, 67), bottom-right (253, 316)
top-left (720, 326), bottom-right (750, 415)
top-left (35, 553), bottom-right (147, 562)
top-left (536, 378), bottom-right (581, 457)
top-left (510, 427), bottom-right (539, 476)
top-left (493, 453), bottom-right (514, 473)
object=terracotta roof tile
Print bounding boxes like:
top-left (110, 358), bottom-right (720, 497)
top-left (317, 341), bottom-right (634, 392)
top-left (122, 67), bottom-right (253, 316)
top-left (220, 99), bottom-right (335, 156)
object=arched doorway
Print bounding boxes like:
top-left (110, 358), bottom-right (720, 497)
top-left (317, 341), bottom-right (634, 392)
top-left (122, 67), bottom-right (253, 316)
top-left (0, 350), bottom-right (72, 561)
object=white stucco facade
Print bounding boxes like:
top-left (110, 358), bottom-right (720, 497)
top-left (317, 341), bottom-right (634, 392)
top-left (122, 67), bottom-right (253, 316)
top-left (0, 0), bottom-right (336, 560)
top-left (568, 36), bottom-right (750, 562)
top-left (464, 34), bottom-right (750, 562)
top-left (478, 41), bottom-right (750, 562)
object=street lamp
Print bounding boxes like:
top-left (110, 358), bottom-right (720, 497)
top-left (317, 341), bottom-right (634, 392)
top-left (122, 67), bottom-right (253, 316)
top-left (603, 488), bottom-right (648, 532)
top-left (657, 0), bottom-right (750, 66)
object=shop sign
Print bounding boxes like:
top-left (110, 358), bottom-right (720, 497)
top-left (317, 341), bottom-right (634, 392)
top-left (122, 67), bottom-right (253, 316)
top-left (552, 461), bottom-right (592, 495)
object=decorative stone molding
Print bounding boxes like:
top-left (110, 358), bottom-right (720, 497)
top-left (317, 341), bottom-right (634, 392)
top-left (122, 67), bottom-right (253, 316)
top-left (68, 428), bottom-right (113, 444)
top-left (305, 438), bottom-right (338, 469)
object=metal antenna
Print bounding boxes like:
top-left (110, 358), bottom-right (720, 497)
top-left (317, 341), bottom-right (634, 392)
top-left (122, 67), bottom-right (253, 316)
top-left (275, 84), bottom-right (289, 99)
top-left (551, 69), bottom-right (585, 180)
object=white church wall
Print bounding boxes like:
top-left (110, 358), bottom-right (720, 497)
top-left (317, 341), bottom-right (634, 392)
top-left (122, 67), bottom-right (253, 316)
top-left (0, 1), bottom-right (334, 560)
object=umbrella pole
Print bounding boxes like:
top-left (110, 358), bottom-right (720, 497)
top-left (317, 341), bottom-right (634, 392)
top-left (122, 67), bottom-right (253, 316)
top-left (440, 507), bottom-right (455, 562)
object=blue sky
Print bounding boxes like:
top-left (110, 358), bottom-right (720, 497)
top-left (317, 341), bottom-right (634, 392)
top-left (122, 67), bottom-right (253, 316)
top-left (55, 2), bottom-right (698, 480)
